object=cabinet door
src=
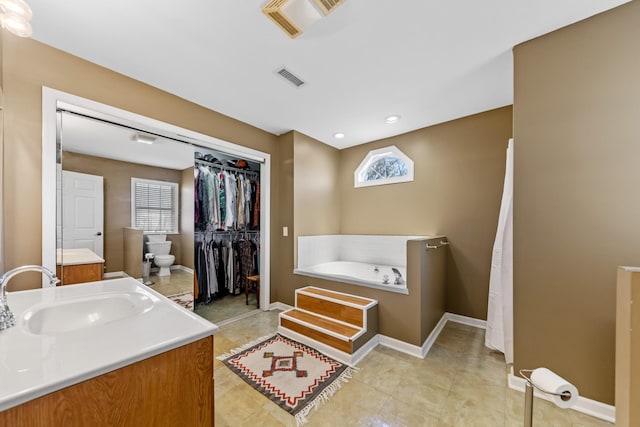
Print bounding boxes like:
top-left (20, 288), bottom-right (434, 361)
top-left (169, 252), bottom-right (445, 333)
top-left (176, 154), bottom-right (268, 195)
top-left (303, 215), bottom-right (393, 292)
top-left (0, 336), bottom-right (214, 427)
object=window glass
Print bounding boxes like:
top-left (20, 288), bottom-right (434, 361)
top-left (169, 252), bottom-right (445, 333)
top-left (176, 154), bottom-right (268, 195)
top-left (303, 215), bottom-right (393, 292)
top-left (354, 146), bottom-right (414, 188)
top-left (131, 178), bottom-right (179, 233)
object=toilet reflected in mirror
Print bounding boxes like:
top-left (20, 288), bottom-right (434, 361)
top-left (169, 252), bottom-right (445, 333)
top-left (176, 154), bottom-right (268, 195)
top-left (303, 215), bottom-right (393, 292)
top-left (145, 234), bottom-right (175, 276)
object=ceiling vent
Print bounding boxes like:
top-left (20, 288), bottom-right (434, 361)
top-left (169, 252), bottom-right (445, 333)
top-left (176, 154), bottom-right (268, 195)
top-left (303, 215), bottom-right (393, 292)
top-left (311, 0), bottom-right (345, 15)
top-left (275, 67), bottom-right (306, 87)
top-left (262, 0), bottom-right (345, 39)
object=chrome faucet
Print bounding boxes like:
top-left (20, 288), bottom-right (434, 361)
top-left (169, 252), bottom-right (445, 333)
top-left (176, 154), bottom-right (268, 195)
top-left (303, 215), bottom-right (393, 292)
top-left (0, 265), bottom-right (60, 331)
top-left (391, 267), bottom-right (403, 285)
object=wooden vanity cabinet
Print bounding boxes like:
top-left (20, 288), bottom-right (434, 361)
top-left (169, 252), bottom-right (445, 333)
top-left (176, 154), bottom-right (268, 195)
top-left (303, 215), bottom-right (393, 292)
top-left (0, 336), bottom-right (214, 427)
top-left (56, 262), bottom-right (104, 285)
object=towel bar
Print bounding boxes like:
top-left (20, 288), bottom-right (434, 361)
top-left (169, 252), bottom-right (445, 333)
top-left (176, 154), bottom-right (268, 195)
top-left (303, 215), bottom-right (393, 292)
top-left (426, 240), bottom-right (449, 250)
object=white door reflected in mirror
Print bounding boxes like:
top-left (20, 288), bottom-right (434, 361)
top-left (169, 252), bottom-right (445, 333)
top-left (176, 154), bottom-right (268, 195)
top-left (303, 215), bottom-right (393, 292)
top-left (62, 170), bottom-right (104, 258)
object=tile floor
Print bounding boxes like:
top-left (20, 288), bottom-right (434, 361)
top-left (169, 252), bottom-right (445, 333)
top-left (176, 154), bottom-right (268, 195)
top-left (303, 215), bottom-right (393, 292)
top-left (147, 269), bottom-right (193, 296)
top-left (210, 310), bottom-right (613, 427)
top-left (148, 269), bottom-right (259, 323)
top-left (195, 293), bottom-right (258, 324)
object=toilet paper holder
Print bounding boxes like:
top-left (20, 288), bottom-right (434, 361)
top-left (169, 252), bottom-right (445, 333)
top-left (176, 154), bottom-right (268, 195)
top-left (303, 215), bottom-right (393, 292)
top-left (519, 369), bottom-right (574, 427)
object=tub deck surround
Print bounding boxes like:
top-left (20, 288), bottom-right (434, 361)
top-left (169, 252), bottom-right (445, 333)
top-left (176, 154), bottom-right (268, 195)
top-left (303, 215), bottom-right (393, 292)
top-left (0, 277), bottom-right (218, 411)
top-left (278, 286), bottom-right (379, 365)
top-left (295, 261), bottom-right (409, 294)
top-left (291, 236), bottom-right (447, 350)
top-left (295, 234), bottom-right (428, 293)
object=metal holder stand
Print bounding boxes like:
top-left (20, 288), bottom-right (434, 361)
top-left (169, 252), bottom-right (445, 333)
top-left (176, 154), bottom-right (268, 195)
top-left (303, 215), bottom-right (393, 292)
top-left (519, 370), bottom-right (573, 427)
top-left (142, 253), bottom-right (155, 286)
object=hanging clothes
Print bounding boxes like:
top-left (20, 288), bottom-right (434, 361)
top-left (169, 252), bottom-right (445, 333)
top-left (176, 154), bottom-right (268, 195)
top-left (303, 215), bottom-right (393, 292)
top-left (225, 173), bottom-right (236, 229)
top-left (237, 239), bottom-right (256, 294)
top-left (193, 154), bottom-right (262, 307)
top-left (244, 177), bottom-right (252, 229)
top-left (252, 180), bottom-right (260, 228)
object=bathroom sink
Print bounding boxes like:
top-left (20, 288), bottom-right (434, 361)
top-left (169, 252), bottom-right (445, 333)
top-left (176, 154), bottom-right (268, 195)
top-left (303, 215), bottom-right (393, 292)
top-left (22, 292), bottom-right (154, 335)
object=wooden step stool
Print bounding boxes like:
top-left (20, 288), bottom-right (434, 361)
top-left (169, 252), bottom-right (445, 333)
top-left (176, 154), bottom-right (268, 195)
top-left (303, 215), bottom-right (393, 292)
top-left (278, 286), bottom-right (378, 365)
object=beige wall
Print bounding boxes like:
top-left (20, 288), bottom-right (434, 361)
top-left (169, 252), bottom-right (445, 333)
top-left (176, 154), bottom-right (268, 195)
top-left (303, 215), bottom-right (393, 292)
top-left (275, 131), bottom-right (342, 306)
top-left (513, 1), bottom-right (640, 405)
top-left (62, 151), bottom-right (184, 272)
top-left (281, 114), bottom-right (509, 341)
top-left (273, 132), bottom-right (294, 304)
top-left (293, 131), bottom-right (341, 240)
top-left (340, 106), bottom-right (512, 319)
top-left (1, 36), bottom-right (279, 290)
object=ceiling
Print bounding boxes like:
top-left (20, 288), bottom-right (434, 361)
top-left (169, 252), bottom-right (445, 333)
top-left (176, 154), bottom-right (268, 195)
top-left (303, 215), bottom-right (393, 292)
top-left (59, 112), bottom-right (196, 170)
top-left (28, 0), bottom-right (629, 149)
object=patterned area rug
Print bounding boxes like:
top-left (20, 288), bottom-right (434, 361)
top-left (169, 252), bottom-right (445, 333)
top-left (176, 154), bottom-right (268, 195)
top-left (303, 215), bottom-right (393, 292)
top-left (218, 334), bottom-right (356, 425)
top-left (167, 291), bottom-right (194, 311)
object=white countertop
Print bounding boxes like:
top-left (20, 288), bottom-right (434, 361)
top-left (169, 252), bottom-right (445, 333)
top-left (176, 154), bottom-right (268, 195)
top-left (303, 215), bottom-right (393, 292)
top-left (0, 278), bottom-right (217, 411)
top-left (56, 248), bottom-right (105, 266)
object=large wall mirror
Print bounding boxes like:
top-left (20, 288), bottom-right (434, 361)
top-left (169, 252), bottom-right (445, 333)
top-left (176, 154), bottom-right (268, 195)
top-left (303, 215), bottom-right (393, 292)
top-left (42, 88), bottom-right (271, 309)
top-left (55, 110), bottom-right (196, 284)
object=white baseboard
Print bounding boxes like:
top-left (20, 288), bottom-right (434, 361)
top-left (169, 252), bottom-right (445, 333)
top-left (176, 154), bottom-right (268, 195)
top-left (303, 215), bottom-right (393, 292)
top-left (377, 312), bottom-right (485, 359)
top-left (269, 302), bottom-right (293, 311)
top-left (508, 368), bottom-right (615, 423)
top-left (444, 312), bottom-right (487, 329)
top-left (378, 334), bottom-right (424, 358)
top-left (420, 314), bottom-right (449, 357)
top-left (173, 265), bottom-right (194, 274)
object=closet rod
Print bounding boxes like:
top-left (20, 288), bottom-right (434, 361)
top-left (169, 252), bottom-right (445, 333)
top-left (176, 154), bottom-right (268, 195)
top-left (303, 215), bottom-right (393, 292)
top-left (195, 159), bottom-right (259, 176)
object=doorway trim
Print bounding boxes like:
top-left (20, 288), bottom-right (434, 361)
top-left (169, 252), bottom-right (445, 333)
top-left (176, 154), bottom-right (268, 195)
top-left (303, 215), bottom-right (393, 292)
top-left (42, 87), bottom-right (272, 311)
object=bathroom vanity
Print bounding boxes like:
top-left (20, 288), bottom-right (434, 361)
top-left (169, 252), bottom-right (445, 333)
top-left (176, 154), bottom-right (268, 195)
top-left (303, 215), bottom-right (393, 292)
top-left (0, 277), bottom-right (217, 426)
top-left (56, 248), bottom-right (105, 285)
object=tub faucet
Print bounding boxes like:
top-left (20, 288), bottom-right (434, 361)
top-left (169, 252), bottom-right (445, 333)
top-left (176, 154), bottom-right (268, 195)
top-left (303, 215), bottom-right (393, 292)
top-left (0, 265), bottom-right (60, 331)
top-left (391, 268), bottom-right (403, 285)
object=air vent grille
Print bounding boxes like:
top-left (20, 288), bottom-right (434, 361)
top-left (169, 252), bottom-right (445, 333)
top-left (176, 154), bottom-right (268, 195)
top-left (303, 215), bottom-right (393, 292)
top-left (276, 68), bottom-right (306, 87)
top-left (312, 0), bottom-right (345, 15)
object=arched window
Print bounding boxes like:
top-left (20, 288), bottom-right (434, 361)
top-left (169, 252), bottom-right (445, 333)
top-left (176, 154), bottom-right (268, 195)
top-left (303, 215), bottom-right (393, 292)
top-left (354, 145), bottom-right (414, 188)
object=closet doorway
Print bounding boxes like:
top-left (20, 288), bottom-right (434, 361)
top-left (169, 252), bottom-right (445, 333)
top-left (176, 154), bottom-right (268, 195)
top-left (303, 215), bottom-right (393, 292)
top-left (41, 88), bottom-right (271, 323)
top-left (193, 148), bottom-right (263, 323)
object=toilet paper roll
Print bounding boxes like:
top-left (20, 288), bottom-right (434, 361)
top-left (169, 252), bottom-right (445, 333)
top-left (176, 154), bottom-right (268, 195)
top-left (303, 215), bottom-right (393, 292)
top-left (530, 368), bottom-right (579, 409)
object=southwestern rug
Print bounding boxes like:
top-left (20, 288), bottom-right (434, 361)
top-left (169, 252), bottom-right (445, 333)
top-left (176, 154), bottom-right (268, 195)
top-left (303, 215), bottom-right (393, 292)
top-left (218, 334), bottom-right (356, 425)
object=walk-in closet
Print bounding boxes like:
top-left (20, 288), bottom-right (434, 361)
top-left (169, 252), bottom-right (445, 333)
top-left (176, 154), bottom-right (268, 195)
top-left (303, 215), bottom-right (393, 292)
top-left (193, 148), bottom-right (263, 322)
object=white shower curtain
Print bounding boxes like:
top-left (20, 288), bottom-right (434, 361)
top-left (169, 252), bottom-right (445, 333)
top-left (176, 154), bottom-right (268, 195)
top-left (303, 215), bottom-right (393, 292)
top-left (485, 138), bottom-right (514, 364)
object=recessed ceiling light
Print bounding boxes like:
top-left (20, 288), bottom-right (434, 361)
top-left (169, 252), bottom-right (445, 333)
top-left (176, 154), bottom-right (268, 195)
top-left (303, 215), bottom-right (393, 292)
top-left (333, 132), bottom-right (345, 139)
top-left (385, 115), bottom-right (401, 124)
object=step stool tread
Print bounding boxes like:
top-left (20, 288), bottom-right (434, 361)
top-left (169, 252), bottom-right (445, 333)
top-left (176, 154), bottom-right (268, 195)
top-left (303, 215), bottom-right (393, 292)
top-left (282, 309), bottom-right (361, 338)
top-left (299, 286), bottom-right (376, 307)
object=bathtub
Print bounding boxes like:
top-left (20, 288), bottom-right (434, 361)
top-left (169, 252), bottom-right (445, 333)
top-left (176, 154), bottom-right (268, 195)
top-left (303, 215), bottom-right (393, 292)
top-left (294, 235), bottom-right (428, 295)
top-left (295, 261), bottom-right (409, 294)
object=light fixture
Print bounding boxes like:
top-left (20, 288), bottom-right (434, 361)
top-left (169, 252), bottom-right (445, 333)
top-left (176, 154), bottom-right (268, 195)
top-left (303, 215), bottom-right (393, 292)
top-left (333, 132), bottom-right (345, 139)
top-left (385, 115), bottom-right (401, 124)
top-left (262, 0), bottom-right (346, 39)
top-left (0, 0), bottom-right (33, 37)
top-left (134, 133), bottom-right (156, 145)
